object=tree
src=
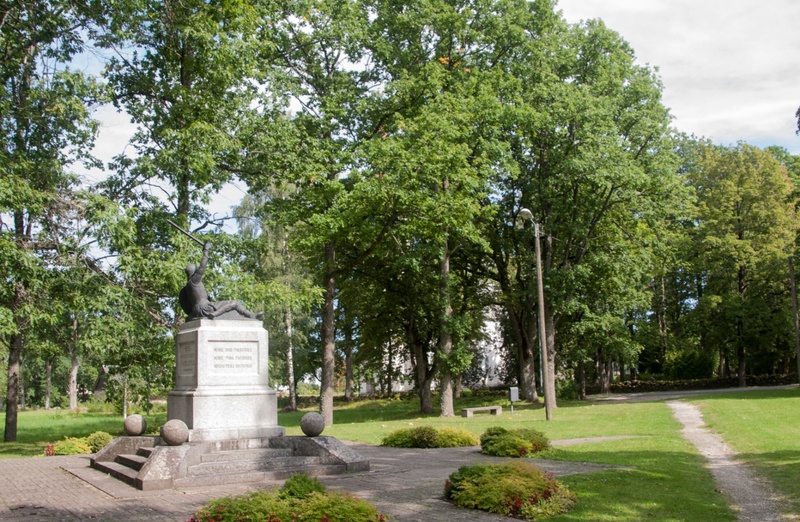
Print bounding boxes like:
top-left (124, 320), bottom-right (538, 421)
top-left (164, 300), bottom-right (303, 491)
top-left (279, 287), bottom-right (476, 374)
top-left (364, 0), bottom-right (535, 416)
top-left (688, 143), bottom-right (797, 386)
top-left (491, 15), bottom-right (681, 406)
top-left (97, 0), bottom-right (259, 223)
top-left (234, 193), bottom-right (319, 409)
top-left (245, 0), bottom-right (395, 425)
top-left (0, 0), bottom-right (101, 440)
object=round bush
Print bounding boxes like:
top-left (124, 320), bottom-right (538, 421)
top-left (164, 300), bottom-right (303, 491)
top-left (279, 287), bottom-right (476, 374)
top-left (86, 431), bottom-right (114, 453)
top-left (481, 427), bottom-right (550, 457)
top-left (53, 437), bottom-right (93, 455)
top-left (381, 426), bottom-right (478, 449)
top-left (445, 461), bottom-right (576, 520)
top-left (188, 489), bottom-right (390, 522)
top-left (436, 428), bottom-right (480, 448)
top-left (280, 473), bottom-right (326, 499)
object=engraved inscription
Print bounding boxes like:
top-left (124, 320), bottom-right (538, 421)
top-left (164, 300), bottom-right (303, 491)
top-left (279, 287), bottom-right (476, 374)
top-left (210, 341), bottom-right (258, 374)
top-left (178, 342), bottom-right (196, 377)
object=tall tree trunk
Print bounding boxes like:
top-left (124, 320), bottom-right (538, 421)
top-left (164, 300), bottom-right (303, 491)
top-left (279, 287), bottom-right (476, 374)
top-left (281, 236), bottom-right (297, 411)
top-left (439, 239), bottom-right (454, 417)
top-left (69, 354), bottom-right (80, 411)
top-left (341, 305), bottom-right (355, 401)
top-left (577, 360), bottom-right (586, 400)
top-left (385, 340), bottom-right (393, 395)
top-left (19, 358), bottom-right (25, 411)
top-left (4, 332), bottom-right (22, 442)
top-left (320, 243), bottom-right (336, 425)
top-left (345, 346), bottom-right (354, 401)
top-left (544, 301), bottom-right (558, 409)
top-left (45, 356), bottom-right (54, 410)
top-left (736, 315), bottom-right (746, 387)
top-left (284, 308), bottom-right (297, 411)
top-left (4, 281), bottom-right (26, 442)
top-left (509, 306), bottom-right (538, 402)
top-left (658, 275), bottom-right (669, 355)
top-left (737, 266), bottom-right (747, 387)
top-left (409, 315), bottom-right (434, 414)
top-left (789, 256), bottom-right (800, 383)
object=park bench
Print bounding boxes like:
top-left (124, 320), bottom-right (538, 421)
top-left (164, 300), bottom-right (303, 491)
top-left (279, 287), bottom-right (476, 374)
top-left (460, 406), bottom-right (502, 418)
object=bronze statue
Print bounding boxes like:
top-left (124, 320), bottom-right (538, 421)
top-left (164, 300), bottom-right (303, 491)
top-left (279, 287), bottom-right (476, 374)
top-left (170, 220), bottom-right (263, 321)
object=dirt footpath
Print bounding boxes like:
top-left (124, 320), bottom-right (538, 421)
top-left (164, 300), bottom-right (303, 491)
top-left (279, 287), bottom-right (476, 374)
top-left (667, 401), bottom-right (792, 522)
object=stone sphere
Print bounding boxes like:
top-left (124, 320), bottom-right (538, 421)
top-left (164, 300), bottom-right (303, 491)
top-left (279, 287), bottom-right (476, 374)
top-left (160, 419), bottom-right (190, 446)
top-left (123, 414), bottom-right (147, 436)
top-left (300, 412), bottom-right (325, 437)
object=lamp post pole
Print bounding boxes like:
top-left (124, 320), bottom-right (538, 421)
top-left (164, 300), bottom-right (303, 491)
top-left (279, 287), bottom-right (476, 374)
top-left (520, 209), bottom-right (552, 420)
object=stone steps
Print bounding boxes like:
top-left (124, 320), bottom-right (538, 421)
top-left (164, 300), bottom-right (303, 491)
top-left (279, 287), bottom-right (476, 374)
top-left (90, 435), bottom-right (368, 491)
top-left (92, 460), bottom-right (139, 487)
top-left (189, 455), bottom-right (323, 476)
top-left (200, 447), bottom-right (292, 463)
top-left (173, 463), bottom-right (348, 488)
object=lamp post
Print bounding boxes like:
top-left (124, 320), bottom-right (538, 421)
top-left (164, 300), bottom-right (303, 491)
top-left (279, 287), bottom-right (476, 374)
top-left (519, 208), bottom-right (552, 421)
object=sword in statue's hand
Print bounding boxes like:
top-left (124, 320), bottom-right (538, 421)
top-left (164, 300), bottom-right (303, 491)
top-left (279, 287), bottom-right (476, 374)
top-left (166, 219), bottom-right (208, 248)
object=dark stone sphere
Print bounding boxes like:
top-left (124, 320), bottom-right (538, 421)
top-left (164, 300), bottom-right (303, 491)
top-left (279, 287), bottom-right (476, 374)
top-left (300, 412), bottom-right (325, 437)
top-left (123, 414), bottom-right (147, 436)
top-left (160, 419), bottom-right (190, 445)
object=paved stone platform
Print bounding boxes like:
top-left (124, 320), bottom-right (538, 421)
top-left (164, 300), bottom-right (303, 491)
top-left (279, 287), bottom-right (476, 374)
top-left (0, 443), bottom-right (614, 521)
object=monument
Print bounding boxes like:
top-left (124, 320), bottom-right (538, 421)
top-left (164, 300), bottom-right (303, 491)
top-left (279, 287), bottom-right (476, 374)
top-left (88, 225), bottom-right (368, 491)
top-left (168, 316), bottom-right (282, 441)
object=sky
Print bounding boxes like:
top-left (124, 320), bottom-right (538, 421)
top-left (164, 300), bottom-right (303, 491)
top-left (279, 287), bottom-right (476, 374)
top-left (86, 0), bottom-right (800, 217)
top-left (557, 0), bottom-right (800, 154)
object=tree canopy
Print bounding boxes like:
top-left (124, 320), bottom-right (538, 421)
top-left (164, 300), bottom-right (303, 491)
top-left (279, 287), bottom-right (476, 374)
top-left (2, 0), bottom-right (799, 440)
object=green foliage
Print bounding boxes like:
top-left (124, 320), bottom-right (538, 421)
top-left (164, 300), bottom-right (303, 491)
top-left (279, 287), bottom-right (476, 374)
top-left (445, 461), bottom-right (576, 519)
top-left (380, 425), bottom-right (478, 448)
top-left (481, 427), bottom-right (551, 457)
top-left (436, 428), bottom-right (480, 448)
top-left (279, 473), bottom-right (326, 499)
top-left (188, 489), bottom-right (392, 522)
top-left (380, 426), bottom-right (437, 448)
top-left (664, 350), bottom-right (717, 380)
top-left (86, 431), bottom-right (113, 452)
top-left (51, 436), bottom-right (93, 455)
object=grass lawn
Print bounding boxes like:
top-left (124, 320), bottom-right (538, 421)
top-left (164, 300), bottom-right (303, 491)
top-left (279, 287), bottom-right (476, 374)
top-left (690, 387), bottom-right (800, 516)
top-left (4, 389), bottom-right (797, 521)
top-left (280, 397), bottom-right (735, 521)
top-left (0, 409), bottom-right (166, 458)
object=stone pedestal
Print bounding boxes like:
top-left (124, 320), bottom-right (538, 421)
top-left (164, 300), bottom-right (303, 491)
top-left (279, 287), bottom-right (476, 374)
top-left (167, 318), bottom-right (284, 442)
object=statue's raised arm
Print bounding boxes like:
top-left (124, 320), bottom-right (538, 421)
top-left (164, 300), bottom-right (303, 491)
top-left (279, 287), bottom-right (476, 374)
top-left (172, 227), bottom-right (263, 321)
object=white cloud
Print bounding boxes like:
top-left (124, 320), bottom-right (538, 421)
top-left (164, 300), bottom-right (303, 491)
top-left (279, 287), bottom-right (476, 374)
top-left (557, 0), bottom-right (800, 152)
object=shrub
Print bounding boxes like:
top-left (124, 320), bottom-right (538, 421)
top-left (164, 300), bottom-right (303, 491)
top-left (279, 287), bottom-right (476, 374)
top-left (52, 437), bottom-right (93, 455)
top-left (444, 461), bottom-right (576, 520)
top-left (436, 428), bottom-right (480, 448)
top-left (187, 489), bottom-right (392, 522)
top-left (481, 427), bottom-right (550, 457)
top-left (408, 425), bottom-right (439, 448)
top-left (86, 431), bottom-right (114, 453)
top-left (279, 473), bottom-right (326, 499)
top-left (381, 426), bottom-right (478, 448)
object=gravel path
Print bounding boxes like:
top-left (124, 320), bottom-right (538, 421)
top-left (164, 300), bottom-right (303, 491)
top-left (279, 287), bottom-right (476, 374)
top-left (667, 401), bottom-right (789, 522)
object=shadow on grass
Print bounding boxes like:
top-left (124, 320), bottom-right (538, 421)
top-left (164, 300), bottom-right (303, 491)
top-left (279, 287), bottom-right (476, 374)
top-left (278, 395), bottom-right (551, 428)
top-left (681, 387), bottom-right (800, 402)
top-left (0, 410), bottom-right (167, 457)
top-left (551, 448), bottom-right (737, 522)
top-left (736, 450), bottom-right (800, 514)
